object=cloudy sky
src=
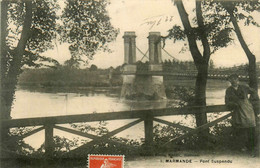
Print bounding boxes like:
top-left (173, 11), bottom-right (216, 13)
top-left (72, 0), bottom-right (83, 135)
top-left (44, 0), bottom-right (260, 68)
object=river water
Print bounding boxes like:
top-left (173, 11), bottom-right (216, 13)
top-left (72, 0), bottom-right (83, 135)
top-left (11, 79), bottom-right (257, 149)
top-left (12, 79), bottom-right (230, 118)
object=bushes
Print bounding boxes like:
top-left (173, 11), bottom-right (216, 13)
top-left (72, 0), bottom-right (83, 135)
top-left (165, 86), bottom-right (195, 106)
top-left (152, 119), bottom-right (237, 153)
top-left (7, 122), bottom-right (141, 159)
top-left (153, 123), bottom-right (201, 152)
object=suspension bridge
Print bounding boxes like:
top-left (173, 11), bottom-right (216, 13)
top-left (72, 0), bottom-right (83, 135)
top-left (119, 31), bottom-right (255, 100)
top-left (120, 31), bottom-right (254, 79)
top-left (1, 31), bottom-right (259, 167)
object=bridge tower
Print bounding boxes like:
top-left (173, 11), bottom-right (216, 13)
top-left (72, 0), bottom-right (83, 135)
top-left (121, 32), bottom-right (137, 99)
top-left (121, 32), bottom-right (166, 100)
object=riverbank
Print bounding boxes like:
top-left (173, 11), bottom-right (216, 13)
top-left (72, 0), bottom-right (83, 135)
top-left (18, 68), bottom-right (123, 88)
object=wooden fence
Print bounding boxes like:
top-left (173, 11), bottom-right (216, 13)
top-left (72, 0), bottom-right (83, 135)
top-left (1, 105), bottom-right (231, 158)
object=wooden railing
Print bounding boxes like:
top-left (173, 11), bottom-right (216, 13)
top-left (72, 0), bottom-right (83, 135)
top-left (2, 105), bottom-right (231, 158)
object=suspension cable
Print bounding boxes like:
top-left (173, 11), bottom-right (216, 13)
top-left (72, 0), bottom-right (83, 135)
top-left (136, 46), bottom-right (149, 61)
top-left (161, 47), bottom-right (179, 61)
top-left (140, 50), bottom-right (149, 61)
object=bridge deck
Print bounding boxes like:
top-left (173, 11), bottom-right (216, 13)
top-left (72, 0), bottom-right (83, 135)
top-left (120, 71), bottom-right (258, 80)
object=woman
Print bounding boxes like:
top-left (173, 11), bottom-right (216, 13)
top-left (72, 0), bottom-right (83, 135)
top-left (225, 74), bottom-right (256, 155)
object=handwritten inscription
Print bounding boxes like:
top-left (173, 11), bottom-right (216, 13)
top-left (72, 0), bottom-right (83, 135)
top-left (141, 15), bottom-right (174, 29)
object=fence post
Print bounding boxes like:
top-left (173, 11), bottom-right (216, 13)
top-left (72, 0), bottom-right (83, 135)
top-left (144, 113), bottom-right (153, 155)
top-left (45, 124), bottom-right (54, 159)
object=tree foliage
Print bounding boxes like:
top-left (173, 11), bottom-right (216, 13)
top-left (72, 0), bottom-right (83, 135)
top-left (165, 1), bottom-right (234, 55)
top-left (1, 0), bottom-right (118, 124)
top-left (64, 57), bottom-right (81, 69)
top-left (165, 0), bottom-right (259, 59)
top-left (61, 0), bottom-right (118, 61)
top-left (89, 64), bottom-right (98, 71)
top-left (164, 0), bottom-right (260, 129)
top-left (3, 0), bottom-right (60, 70)
top-left (211, 0), bottom-right (260, 91)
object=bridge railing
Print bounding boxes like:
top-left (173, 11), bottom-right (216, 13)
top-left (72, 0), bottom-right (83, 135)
top-left (120, 71), bottom-right (259, 80)
top-left (2, 105), bottom-right (231, 158)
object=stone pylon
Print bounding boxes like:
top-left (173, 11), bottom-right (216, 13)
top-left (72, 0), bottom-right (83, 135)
top-left (148, 32), bottom-right (166, 99)
top-left (121, 32), bottom-right (166, 100)
top-left (121, 32), bottom-right (137, 99)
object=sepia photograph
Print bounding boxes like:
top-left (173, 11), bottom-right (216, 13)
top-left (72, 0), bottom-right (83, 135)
top-left (1, 0), bottom-right (260, 167)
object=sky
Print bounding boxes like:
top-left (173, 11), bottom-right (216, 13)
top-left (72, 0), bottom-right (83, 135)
top-left (43, 0), bottom-right (260, 68)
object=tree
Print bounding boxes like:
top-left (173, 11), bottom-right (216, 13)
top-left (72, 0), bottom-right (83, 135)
top-left (164, 0), bottom-right (260, 143)
top-left (213, 0), bottom-right (260, 112)
top-left (64, 58), bottom-right (81, 69)
top-left (60, 0), bottom-right (118, 61)
top-left (1, 0), bottom-right (118, 143)
top-left (216, 0), bottom-right (260, 90)
top-left (164, 0), bottom-right (232, 131)
top-left (175, 0), bottom-right (210, 132)
top-left (89, 64), bottom-right (98, 71)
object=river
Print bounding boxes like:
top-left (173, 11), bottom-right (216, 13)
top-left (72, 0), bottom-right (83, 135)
top-left (10, 79), bottom-right (257, 149)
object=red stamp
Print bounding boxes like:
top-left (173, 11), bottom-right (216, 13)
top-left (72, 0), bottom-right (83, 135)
top-left (88, 154), bottom-right (124, 168)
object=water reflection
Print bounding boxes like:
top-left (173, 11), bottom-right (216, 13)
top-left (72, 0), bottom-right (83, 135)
top-left (12, 87), bottom-right (175, 119)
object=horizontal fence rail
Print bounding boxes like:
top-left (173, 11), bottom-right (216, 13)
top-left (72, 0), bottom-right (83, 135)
top-left (2, 105), bottom-right (228, 128)
top-left (2, 105), bottom-right (234, 159)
